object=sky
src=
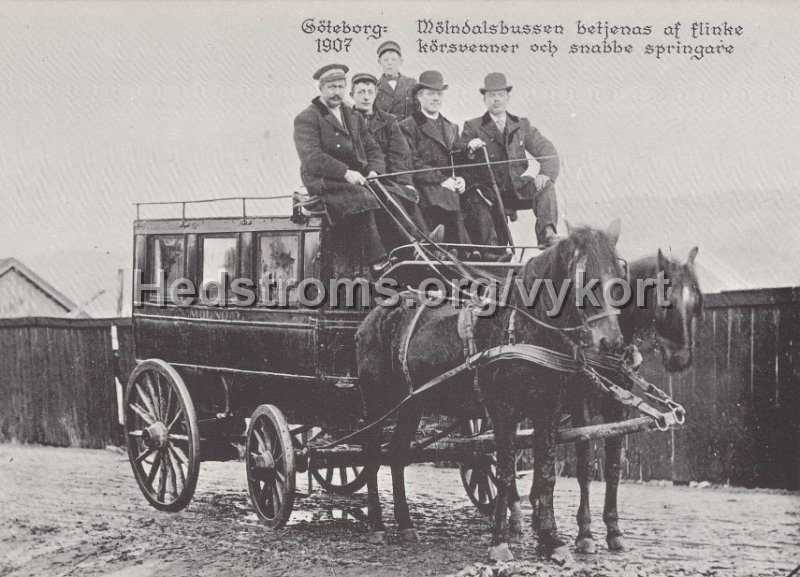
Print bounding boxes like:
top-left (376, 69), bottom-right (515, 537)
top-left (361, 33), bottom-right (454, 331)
top-left (1, 1), bottom-right (798, 315)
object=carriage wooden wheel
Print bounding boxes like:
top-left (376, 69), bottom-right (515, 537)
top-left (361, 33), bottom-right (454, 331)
top-left (311, 458), bottom-right (378, 495)
top-left (246, 405), bottom-right (296, 528)
top-left (124, 359), bottom-right (201, 512)
top-left (459, 418), bottom-right (498, 515)
top-left (459, 418), bottom-right (525, 516)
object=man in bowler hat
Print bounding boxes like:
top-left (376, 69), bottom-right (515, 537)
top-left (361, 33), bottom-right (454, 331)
top-left (461, 72), bottom-right (561, 247)
top-left (374, 41), bottom-right (417, 122)
top-left (399, 70), bottom-right (471, 247)
top-left (293, 64), bottom-right (391, 278)
top-left (350, 72), bottom-right (444, 251)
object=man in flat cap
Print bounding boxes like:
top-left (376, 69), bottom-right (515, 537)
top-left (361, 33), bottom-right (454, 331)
top-left (293, 64), bottom-right (391, 277)
top-left (374, 41), bottom-right (417, 122)
top-left (350, 72), bottom-right (444, 251)
top-left (399, 70), bottom-right (471, 247)
top-left (460, 72), bottom-right (561, 247)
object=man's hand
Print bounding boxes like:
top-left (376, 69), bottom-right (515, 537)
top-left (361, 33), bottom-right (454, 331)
top-left (468, 138), bottom-right (486, 152)
top-left (366, 170), bottom-right (378, 179)
top-left (454, 176), bottom-right (466, 194)
top-left (345, 169), bottom-right (367, 186)
top-left (533, 174), bottom-right (551, 192)
top-left (440, 177), bottom-right (457, 192)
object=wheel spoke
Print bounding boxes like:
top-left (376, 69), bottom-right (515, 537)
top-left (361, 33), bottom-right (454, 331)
top-left (339, 467), bottom-right (348, 485)
top-left (164, 383), bottom-right (174, 425)
top-left (165, 450), bottom-right (179, 498)
top-left (325, 467), bottom-right (333, 483)
top-left (467, 469), bottom-right (478, 493)
top-left (136, 382), bottom-right (158, 423)
top-left (145, 373), bottom-right (161, 421)
top-left (135, 447), bottom-right (156, 465)
top-left (168, 434), bottom-right (189, 441)
top-left (170, 444), bottom-right (189, 466)
top-left (145, 451), bottom-right (163, 489)
top-left (167, 407), bottom-right (184, 433)
top-left (129, 430), bottom-right (143, 438)
top-left (157, 451), bottom-right (168, 501)
top-left (130, 402), bottom-right (155, 426)
top-left (169, 446), bottom-right (186, 488)
top-left (272, 483), bottom-right (282, 510)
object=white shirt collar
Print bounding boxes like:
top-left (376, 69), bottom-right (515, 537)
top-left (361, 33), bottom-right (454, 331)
top-left (422, 110), bottom-right (440, 121)
top-left (489, 111), bottom-right (507, 124)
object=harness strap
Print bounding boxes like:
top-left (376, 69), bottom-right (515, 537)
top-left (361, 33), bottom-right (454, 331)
top-left (399, 298), bottom-right (429, 394)
top-left (506, 309), bottom-right (517, 345)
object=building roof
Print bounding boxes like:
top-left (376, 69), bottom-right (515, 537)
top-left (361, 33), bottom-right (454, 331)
top-left (0, 257), bottom-right (85, 317)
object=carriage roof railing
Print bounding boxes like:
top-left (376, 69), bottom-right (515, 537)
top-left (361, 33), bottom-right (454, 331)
top-left (133, 195), bottom-right (297, 222)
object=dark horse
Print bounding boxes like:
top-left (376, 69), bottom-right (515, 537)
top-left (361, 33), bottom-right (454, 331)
top-left (355, 221), bottom-right (626, 555)
top-left (567, 246), bottom-right (704, 554)
top-left (493, 246), bottom-right (704, 557)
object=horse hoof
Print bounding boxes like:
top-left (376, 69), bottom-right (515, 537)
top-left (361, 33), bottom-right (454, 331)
top-left (488, 543), bottom-right (515, 562)
top-left (399, 528), bottom-right (419, 543)
top-left (510, 519), bottom-right (524, 535)
top-left (607, 535), bottom-right (626, 551)
top-left (549, 545), bottom-right (573, 566)
top-left (368, 531), bottom-right (387, 544)
top-left (575, 536), bottom-right (596, 554)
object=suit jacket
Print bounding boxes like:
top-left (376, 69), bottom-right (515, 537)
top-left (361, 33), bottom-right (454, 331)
top-left (459, 112), bottom-right (559, 208)
top-left (358, 108), bottom-right (418, 203)
top-left (293, 97), bottom-right (385, 220)
top-left (375, 73), bottom-right (417, 122)
top-left (399, 111), bottom-right (462, 212)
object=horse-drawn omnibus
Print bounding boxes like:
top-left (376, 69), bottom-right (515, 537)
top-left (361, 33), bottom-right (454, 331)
top-left (125, 195), bottom-right (695, 555)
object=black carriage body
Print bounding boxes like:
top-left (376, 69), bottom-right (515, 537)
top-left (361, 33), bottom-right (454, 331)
top-left (132, 215), bottom-right (367, 430)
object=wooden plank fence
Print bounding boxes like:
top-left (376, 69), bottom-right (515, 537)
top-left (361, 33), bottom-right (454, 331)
top-left (557, 287), bottom-right (800, 490)
top-left (0, 317), bottom-right (129, 449)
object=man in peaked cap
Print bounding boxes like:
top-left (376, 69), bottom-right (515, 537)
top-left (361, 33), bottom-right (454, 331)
top-left (293, 64), bottom-right (392, 278)
top-left (350, 72), bottom-right (444, 252)
top-left (460, 72), bottom-right (561, 247)
top-left (399, 70), bottom-right (471, 248)
top-left (374, 41), bottom-right (417, 122)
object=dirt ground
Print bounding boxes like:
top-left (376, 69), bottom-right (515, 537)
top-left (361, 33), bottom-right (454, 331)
top-left (1, 444), bottom-right (798, 577)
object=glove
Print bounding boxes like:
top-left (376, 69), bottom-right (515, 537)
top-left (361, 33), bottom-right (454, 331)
top-left (453, 176), bottom-right (466, 194)
top-left (468, 138), bottom-right (486, 152)
top-left (440, 177), bottom-right (458, 192)
top-left (344, 169), bottom-right (366, 186)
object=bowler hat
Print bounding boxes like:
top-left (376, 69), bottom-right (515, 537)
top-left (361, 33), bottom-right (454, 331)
top-left (479, 72), bottom-right (513, 94)
top-left (377, 40), bottom-right (402, 57)
top-left (413, 70), bottom-right (448, 93)
top-left (313, 64), bottom-right (349, 83)
top-left (351, 72), bottom-right (378, 86)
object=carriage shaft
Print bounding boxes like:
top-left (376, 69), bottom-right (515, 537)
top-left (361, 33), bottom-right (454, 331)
top-left (308, 416), bottom-right (665, 468)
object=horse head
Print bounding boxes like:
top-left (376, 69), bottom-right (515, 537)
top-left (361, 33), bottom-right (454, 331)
top-left (653, 247), bottom-right (703, 372)
top-left (519, 219), bottom-right (626, 353)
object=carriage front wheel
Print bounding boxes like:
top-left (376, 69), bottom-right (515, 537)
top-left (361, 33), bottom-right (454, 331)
top-left (124, 359), bottom-right (201, 512)
top-left (246, 405), bottom-right (296, 528)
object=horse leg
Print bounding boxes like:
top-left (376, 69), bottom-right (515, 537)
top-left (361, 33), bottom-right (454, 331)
top-left (487, 415), bottom-right (516, 561)
top-left (390, 406), bottom-right (423, 543)
top-left (603, 403), bottom-right (626, 551)
top-left (508, 470), bottom-right (524, 536)
top-left (530, 421), bottom-right (566, 555)
top-left (364, 430), bottom-right (387, 544)
top-left (574, 404), bottom-right (596, 554)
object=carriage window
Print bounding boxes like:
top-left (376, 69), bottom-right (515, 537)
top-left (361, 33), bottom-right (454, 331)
top-left (258, 234), bottom-right (299, 306)
top-left (147, 236), bottom-right (185, 302)
top-left (201, 237), bottom-right (237, 302)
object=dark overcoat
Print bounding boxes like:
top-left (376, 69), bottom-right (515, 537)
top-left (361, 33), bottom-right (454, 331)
top-left (375, 73), bottom-right (417, 122)
top-left (459, 112), bottom-right (559, 209)
top-left (399, 111), bottom-right (462, 212)
top-left (361, 108), bottom-right (418, 203)
top-left (293, 97), bottom-right (385, 221)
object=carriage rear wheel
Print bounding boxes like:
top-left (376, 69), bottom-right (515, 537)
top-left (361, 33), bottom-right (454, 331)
top-left (124, 359), bottom-right (201, 512)
top-left (246, 405), bottom-right (296, 528)
top-left (459, 418), bottom-right (523, 516)
top-left (311, 462), bottom-right (377, 495)
top-left (460, 419), bottom-right (497, 516)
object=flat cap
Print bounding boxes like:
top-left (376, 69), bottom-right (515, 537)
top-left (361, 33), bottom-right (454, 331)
top-left (377, 40), bottom-right (402, 57)
top-left (351, 72), bottom-right (378, 85)
top-left (313, 64), bottom-right (349, 83)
